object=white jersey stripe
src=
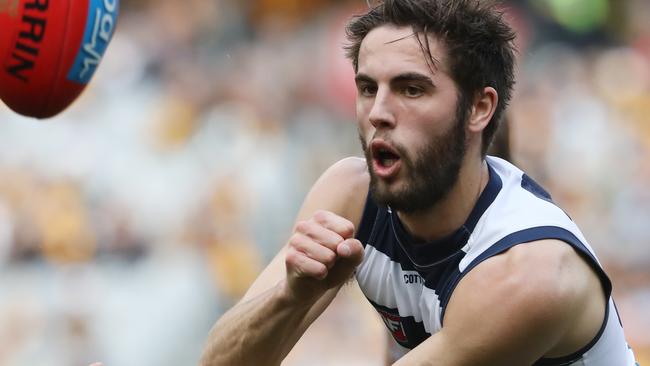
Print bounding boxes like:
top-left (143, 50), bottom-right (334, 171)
top-left (357, 244), bottom-right (442, 327)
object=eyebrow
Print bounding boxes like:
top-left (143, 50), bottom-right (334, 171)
top-left (354, 72), bottom-right (436, 88)
top-left (354, 73), bottom-right (375, 85)
top-left (392, 72), bottom-right (435, 87)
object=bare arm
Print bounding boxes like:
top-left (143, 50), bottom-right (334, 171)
top-left (200, 157), bottom-right (369, 366)
top-left (200, 280), bottom-right (315, 365)
top-left (392, 240), bottom-right (606, 366)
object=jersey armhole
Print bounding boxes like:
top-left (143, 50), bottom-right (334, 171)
top-left (437, 226), bottom-right (615, 364)
top-left (355, 187), bottom-right (380, 247)
top-left (439, 226), bottom-right (613, 324)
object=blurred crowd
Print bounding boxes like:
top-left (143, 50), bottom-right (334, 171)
top-left (0, 0), bottom-right (648, 365)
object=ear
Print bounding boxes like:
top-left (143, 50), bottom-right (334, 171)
top-left (468, 87), bottom-right (498, 134)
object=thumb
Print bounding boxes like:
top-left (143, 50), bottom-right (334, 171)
top-left (325, 239), bottom-right (364, 286)
top-left (336, 239), bottom-right (364, 266)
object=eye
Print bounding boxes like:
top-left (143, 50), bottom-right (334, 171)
top-left (357, 83), bottom-right (377, 97)
top-left (403, 85), bottom-right (424, 98)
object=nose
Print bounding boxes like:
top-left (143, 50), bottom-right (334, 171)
top-left (368, 88), bottom-right (396, 129)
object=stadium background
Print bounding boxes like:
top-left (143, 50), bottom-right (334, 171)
top-left (0, 0), bottom-right (649, 365)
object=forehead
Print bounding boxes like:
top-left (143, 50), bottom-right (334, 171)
top-left (357, 24), bottom-right (449, 77)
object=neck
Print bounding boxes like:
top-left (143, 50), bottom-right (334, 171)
top-left (397, 156), bottom-right (489, 242)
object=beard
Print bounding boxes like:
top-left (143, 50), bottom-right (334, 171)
top-left (360, 107), bottom-right (468, 214)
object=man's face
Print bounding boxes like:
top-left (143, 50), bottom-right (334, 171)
top-left (356, 24), bottom-right (467, 213)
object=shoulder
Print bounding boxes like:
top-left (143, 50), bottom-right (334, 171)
top-left (300, 157), bottom-right (370, 227)
top-left (320, 157), bottom-right (369, 189)
top-left (453, 239), bottom-right (598, 322)
top-left (442, 239), bottom-right (603, 362)
top-left (471, 240), bottom-right (596, 307)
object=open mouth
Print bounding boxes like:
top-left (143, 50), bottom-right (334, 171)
top-left (370, 140), bottom-right (402, 178)
top-left (376, 148), bottom-right (399, 168)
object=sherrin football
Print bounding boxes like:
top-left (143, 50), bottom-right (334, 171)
top-left (0, 0), bottom-right (118, 119)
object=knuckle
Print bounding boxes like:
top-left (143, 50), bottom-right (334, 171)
top-left (315, 264), bottom-right (328, 279)
top-left (287, 233), bottom-right (303, 248)
top-left (294, 220), bottom-right (310, 233)
top-left (335, 220), bottom-right (355, 238)
top-left (323, 250), bottom-right (337, 266)
top-left (312, 210), bottom-right (329, 223)
top-left (286, 250), bottom-right (308, 277)
top-left (285, 248), bottom-right (299, 264)
top-left (343, 222), bottom-right (355, 235)
top-left (330, 234), bottom-right (345, 247)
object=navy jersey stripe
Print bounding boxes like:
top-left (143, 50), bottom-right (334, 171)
top-left (366, 214), bottom-right (421, 273)
top-left (356, 190), bottom-right (379, 246)
top-left (439, 226), bottom-right (613, 324)
top-left (521, 173), bottom-right (553, 203)
top-left (362, 242), bottom-right (465, 298)
top-left (521, 173), bottom-right (573, 220)
top-left (464, 163), bottom-right (503, 233)
top-left (534, 301), bottom-right (611, 365)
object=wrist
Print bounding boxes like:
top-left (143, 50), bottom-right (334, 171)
top-left (275, 278), bottom-right (320, 309)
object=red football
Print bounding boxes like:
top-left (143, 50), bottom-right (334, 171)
top-left (0, 0), bottom-right (119, 119)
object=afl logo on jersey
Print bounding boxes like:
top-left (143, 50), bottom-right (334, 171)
top-left (378, 309), bottom-right (407, 343)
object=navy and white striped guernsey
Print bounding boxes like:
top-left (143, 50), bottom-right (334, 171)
top-left (355, 156), bottom-right (637, 365)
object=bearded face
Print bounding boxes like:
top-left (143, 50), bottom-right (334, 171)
top-left (360, 103), bottom-right (467, 213)
top-left (355, 25), bottom-right (472, 213)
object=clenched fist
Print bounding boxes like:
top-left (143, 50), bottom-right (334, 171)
top-left (285, 210), bottom-right (364, 303)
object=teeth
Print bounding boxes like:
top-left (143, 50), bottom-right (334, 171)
top-left (386, 158), bottom-right (396, 167)
top-left (374, 146), bottom-right (398, 168)
top-left (380, 157), bottom-right (396, 167)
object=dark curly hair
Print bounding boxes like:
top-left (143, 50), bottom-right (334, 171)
top-left (345, 0), bottom-right (516, 156)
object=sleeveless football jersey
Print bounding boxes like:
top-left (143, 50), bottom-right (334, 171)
top-left (355, 156), bottom-right (637, 365)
